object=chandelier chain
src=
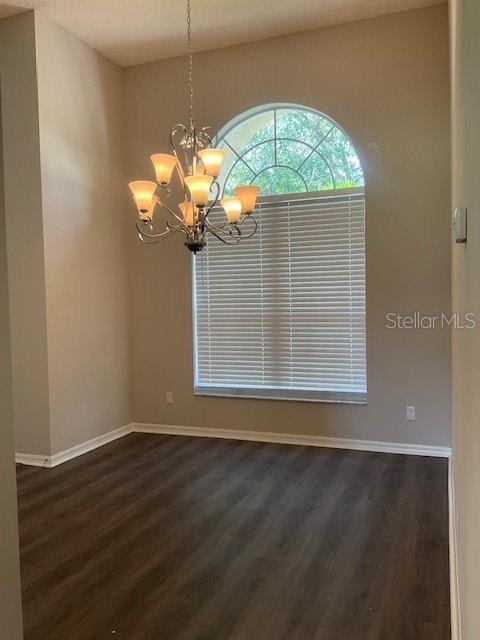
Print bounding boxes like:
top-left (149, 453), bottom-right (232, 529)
top-left (186, 0), bottom-right (194, 130)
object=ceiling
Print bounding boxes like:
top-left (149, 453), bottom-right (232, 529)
top-left (0, 0), bottom-right (444, 67)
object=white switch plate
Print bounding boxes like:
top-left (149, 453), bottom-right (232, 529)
top-left (166, 391), bottom-right (174, 405)
top-left (452, 207), bottom-right (467, 243)
top-left (406, 405), bottom-right (416, 421)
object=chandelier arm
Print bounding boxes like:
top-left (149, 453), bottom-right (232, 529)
top-left (169, 224), bottom-right (189, 238)
top-left (204, 180), bottom-right (221, 219)
top-left (173, 122), bottom-right (194, 184)
top-left (204, 218), bottom-right (230, 234)
top-left (204, 213), bottom-right (257, 238)
top-left (208, 227), bottom-right (241, 246)
top-left (156, 191), bottom-right (185, 223)
top-left (166, 219), bottom-right (189, 233)
top-left (136, 219), bottom-right (174, 240)
top-left (170, 124), bottom-right (188, 185)
top-left (171, 123), bottom-right (188, 139)
top-left (198, 127), bottom-right (212, 148)
top-left (237, 215), bottom-right (258, 239)
top-left (138, 233), bottom-right (160, 245)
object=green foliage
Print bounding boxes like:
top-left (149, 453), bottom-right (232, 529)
top-left (220, 107), bottom-right (364, 196)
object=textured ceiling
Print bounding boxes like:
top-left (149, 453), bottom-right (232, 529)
top-left (0, 0), bottom-right (445, 67)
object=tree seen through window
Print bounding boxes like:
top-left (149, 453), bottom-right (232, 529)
top-left (214, 105), bottom-right (364, 196)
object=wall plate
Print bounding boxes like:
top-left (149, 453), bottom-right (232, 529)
top-left (452, 207), bottom-right (467, 243)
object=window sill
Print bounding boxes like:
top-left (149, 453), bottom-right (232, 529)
top-left (194, 386), bottom-right (367, 405)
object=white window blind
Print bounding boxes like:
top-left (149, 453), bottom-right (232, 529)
top-left (193, 189), bottom-right (367, 403)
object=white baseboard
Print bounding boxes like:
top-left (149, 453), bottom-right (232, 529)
top-left (449, 458), bottom-right (461, 640)
top-left (16, 422), bottom-right (451, 468)
top-left (15, 452), bottom-right (51, 468)
top-left (131, 423), bottom-right (452, 458)
top-left (15, 424), bottom-right (133, 469)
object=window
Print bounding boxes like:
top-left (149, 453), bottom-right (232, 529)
top-left (193, 104), bottom-right (367, 403)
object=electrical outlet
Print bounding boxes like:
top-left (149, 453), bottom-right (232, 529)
top-left (166, 391), bottom-right (174, 405)
top-left (406, 405), bottom-right (416, 421)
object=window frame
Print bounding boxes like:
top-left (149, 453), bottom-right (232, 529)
top-left (213, 102), bottom-right (365, 198)
top-left (193, 104), bottom-right (367, 404)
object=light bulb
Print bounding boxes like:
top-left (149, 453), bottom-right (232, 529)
top-left (185, 175), bottom-right (213, 207)
top-left (140, 200), bottom-right (156, 222)
top-left (129, 180), bottom-right (157, 214)
top-left (179, 200), bottom-right (196, 226)
top-left (234, 185), bottom-right (260, 214)
top-left (150, 153), bottom-right (177, 185)
top-left (221, 196), bottom-right (242, 223)
top-left (198, 148), bottom-right (225, 178)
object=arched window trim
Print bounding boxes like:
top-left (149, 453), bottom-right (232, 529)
top-left (213, 102), bottom-right (364, 197)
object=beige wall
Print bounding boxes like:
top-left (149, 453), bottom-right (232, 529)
top-left (0, 8), bottom-right (452, 455)
top-left (0, 106), bottom-right (23, 640)
top-left (0, 12), bottom-right (51, 456)
top-left (34, 14), bottom-right (131, 454)
top-left (450, 0), bottom-right (480, 637)
top-left (0, 18), bottom-right (26, 640)
top-left (126, 5), bottom-right (451, 447)
top-left (0, 11), bottom-right (131, 457)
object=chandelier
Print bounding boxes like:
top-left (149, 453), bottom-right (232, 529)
top-left (128, 0), bottom-right (260, 254)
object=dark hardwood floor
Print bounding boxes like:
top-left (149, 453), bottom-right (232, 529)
top-left (16, 433), bottom-right (450, 640)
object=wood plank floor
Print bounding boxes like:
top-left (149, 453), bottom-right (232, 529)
top-left (16, 433), bottom-right (450, 640)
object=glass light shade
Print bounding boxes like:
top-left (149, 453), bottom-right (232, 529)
top-left (179, 200), bottom-right (196, 226)
top-left (198, 148), bottom-right (225, 178)
top-left (234, 185), bottom-right (260, 213)
top-left (221, 196), bottom-right (242, 223)
top-left (129, 180), bottom-right (157, 214)
top-left (185, 175), bottom-right (213, 207)
top-left (150, 153), bottom-right (177, 184)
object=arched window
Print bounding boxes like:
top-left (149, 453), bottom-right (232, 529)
top-left (216, 104), bottom-right (364, 196)
top-left (194, 104), bottom-right (367, 403)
